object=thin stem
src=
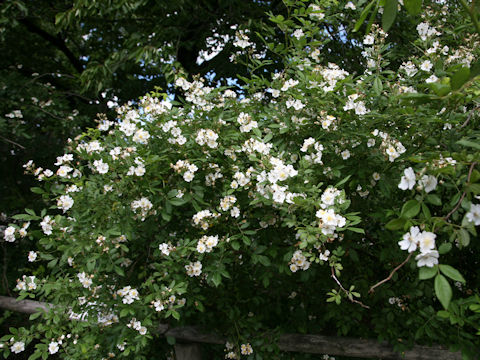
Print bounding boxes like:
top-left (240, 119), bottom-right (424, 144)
top-left (0, 135), bottom-right (25, 150)
top-left (369, 253), bottom-right (413, 294)
top-left (330, 267), bottom-right (370, 309)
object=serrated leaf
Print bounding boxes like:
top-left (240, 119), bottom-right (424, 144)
top-left (458, 228), bottom-right (470, 247)
top-left (439, 264), bottom-right (466, 283)
top-left (382, 0), bottom-right (398, 32)
top-left (435, 274), bottom-right (452, 310)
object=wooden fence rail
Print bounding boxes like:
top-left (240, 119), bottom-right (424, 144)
top-left (0, 296), bottom-right (462, 360)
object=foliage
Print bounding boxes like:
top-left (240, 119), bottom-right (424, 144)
top-left (2, 0), bottom-right (480, 359)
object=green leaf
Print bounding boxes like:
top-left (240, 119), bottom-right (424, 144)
top-left (426, 194), bottom-right (442, 206)
top-left (439, 264), bottom-right (466, 283)
top-left (373, 77), bottom-right (383, 95)
top-left (348, 227), bottom-right (365, 234)
top-left (385, 217), bottom-right (405, 230)
top-left (382, 0), bottom-right (398, 32)
top-left (401, 199), bottom-right (420, 218)
top-left (354, 0), bottom-right (376, 32)
top-left (434, 274), bottom-right (452, 310)
top-left (451, 67), bottom-right (470, 90)
top-left (114, 266), bottom-right (125, 277)
top-left (437, 310), bottom-right (450, 319)
top-left (166, 336), bottom-right (176, 345)
top-left (438, 242), bottom-right (452, 255)
top-left (257, 255), bottom-right (271, 266)
top-left (403, 0), bottom-right (422, 15)
top-left (456, 139), bottom-right (480, 150)
top-left (458, 228), bottom-right (470, 247)
top-left (419, 266), bottom-right (437, 280)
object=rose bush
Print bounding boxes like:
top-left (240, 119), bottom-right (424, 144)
top-left (2, 0), bottom-right (480, 359)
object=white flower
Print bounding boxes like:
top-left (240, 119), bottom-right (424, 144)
top-left (240, 343), bottom-right (253, 355)
top-left (415, 250), bottom-right (439, 267)
top-left (341, 150), bottom-right (351, 160)
top-left (10, 341), bottom-right (25, 354)
top-left (420, 60), bottom-right (433, 72)
top-left (293, 29), bottom-right (304, 40)
top-left (363, 35), bottom-right (374, 45)
top-left (418, 231), bottom-right (436, 253)
top-left (398, 167), bottom-right (416, 190)
top-left (345, 1), bottom-right (356, 9)
top-left (48, 341), bottom-right (59, 355)
top-left (28, 251), bottom-right (37, 262)
top-left (398, 226), bottom-right (420, 253)
top-left (425, 75), bottom-right (439, 83)
top-left (4, 226), bottom-right (15, 242)
top-left (466, 204), bottom-right (480, 226)
top-left (93, 159), bottom-right (109, 174)
top-left (419, 175), bottom-right (437, 193)
top-left (57, 195), bottom-right (74, 213)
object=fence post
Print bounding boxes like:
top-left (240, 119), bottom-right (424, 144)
top-left (174, 343), bottom-right (202, 360)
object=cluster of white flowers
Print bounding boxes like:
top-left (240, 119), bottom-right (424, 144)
top-left (316, 209), bottom-right (346, 236)
top-left (266, 157), bottom-right (298, 184)
top-left (93, 159), bottom-right (109, 174)
top-left (205, 163), bottom-right (223, 186)
top-left (117, 286), bottom-right (140, 304)
top-left (196, 235), bottom-right (219, 253)
top-left (132, 128), bottom-right (150, 144)
top-left (231, 169), bottom-right (253, 189)
top-left (196, 128), bottom-right (219, 148)
top-left (159, 243), bottom-right (174, 256)
top-left (398, 167), bottom-right (437, 193)
top-left (343, 94), bottom-right (369, 115)
top-left (220, 195), bottom-right (237, 211)
top-left (320, 63), bottom-right (349, 92)
top-left (15, 275), bottom-right (37, 291)
top-left (127, 157), bottom-right (146, 177)
top-left (320, 187), bottom-right (343, 209)
top-left (5, 110), bottom-right (23, 119)
top-left (240, 343), bottom-right (253, 355)
top-left (416, 22), bottom-right (441, 41)
top-left (40, 215), bottom-right (55, 235)
top-left (127, 318), bottom-right (147, 335)
top-left (3, 226), bottom-right (16, 242)
top-left (241, 138), bottom-right (272, 155)
top-left (398, 226), bottom-right (439, 267)
top-left (185, 261), bottom-right (202, 277)
top-left (286, 98), bottom-right (305, 110)
top-left (130, 197), bottom-right (153, 220)
top-left (289, 250), bottom-right (310, 272)
top-left (237, 112), bottom-right (258, 133)
top-left (78, 140), bottom-right (104, 154)
top-left (466, 204), bottom-right (480, 225)
top-left (233, 29), bottom-right (252, 49)
top-left (77, 272), bottom-right (93, 288)
top-left (301, 138), bottom-right (324, 164)
top-left (171, 159), bottom-right (199, 182)
top-left (57, 195), bottom-right (74, 213)
top-left (372, 129), bottom-right (406, 162)
top-left (400, 61), bottom-right (418, 77)
top-left (192, 209), bottom-right (219, 230)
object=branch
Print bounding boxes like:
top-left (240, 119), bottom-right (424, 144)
top-left (0, 135), bottom-right (25, 150)
top-left (444, 162), bottom-right (477, 221)
top-left (330, 267), bottom-right (370, 309)
top-left (19, 19), bottom-right (84, 73)
top-left (369, 253), bottom-right (413, 294)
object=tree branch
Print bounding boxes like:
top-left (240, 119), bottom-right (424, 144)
top-left (19, 19), bottom-right (84, 73)
top-left (331, 267), bottom-right (370, 309)
top-left (369, 253), bottom-right (413, 294)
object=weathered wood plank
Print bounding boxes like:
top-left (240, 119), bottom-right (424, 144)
top-left (174, 343), bottom-right (202, 360)
top-left (0, 296), bottom-right (463, 360)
